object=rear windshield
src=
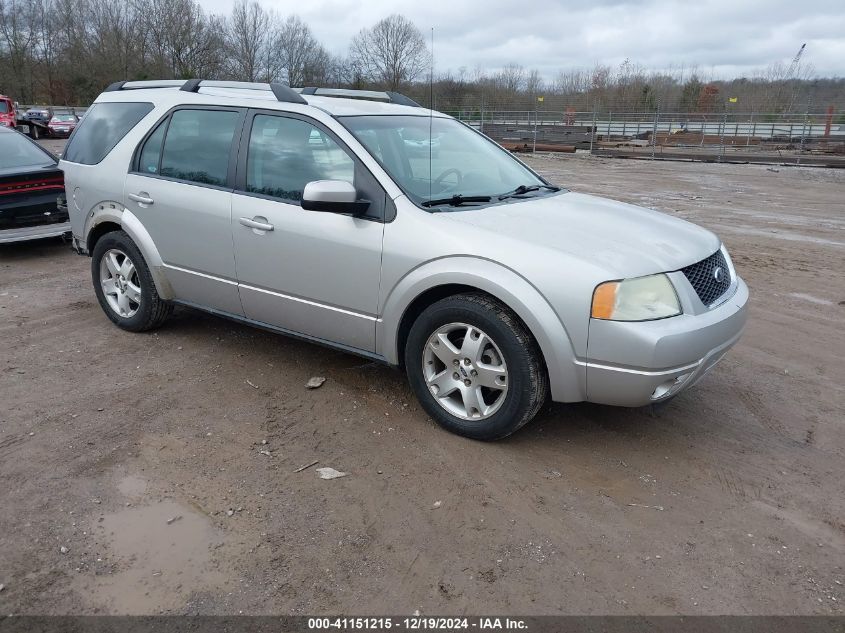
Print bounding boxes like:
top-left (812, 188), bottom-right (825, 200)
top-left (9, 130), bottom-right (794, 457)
top-left (63, 101), bottom-right (153, 165)
top-left (53, 114), bottom-right (76, 122)
top-left (0, 101), bottom-right (9, 114)
top-left (0, 133), bottom-right (55, 170)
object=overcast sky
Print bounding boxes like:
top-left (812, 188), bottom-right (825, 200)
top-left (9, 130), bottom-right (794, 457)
top-left (199, 0), bottom-right (844, 80)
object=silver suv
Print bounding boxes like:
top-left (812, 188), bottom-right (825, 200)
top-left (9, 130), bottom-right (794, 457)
top-left (61, 80), bottom-right (748, 440)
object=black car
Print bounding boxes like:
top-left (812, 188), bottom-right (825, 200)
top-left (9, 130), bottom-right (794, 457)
top-left (0, 127), bottom-right (68, 243)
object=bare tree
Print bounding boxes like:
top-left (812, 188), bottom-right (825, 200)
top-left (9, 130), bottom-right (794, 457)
top-left (552, 68), bottom-right (588, 95)
top-left (494, 63), bottom-right (525, 94)
top-left (525, 68), bottom-right (543, 99)
top-left (0, 0), bottom-right (38, 101)
top-left (350, 14), bottom-right (428, 91)
top-left (225, 0), bottom-right (268, 82)
top-left (1, 2), bottom-right (842, 113)
top-left (273, 15), bottom-right (316, 86)
top-left (170, 4), bottom-right (226, 79)
top-left (301, 45), bottom-right (339, 86)
top-left (86, 0), bottom-right (146, 87)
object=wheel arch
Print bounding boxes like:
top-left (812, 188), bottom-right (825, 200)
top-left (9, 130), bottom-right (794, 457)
top-left (378, 258), bottom-right (586, 402)
top-left (395, 283), bottom-right (487, 370)
top-left (86, 220), bottom-right (121, 253)
top-left (86, 206), bottom-right (174, 300)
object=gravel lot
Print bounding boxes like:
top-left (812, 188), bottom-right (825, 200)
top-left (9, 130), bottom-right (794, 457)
top-left (1, 149), bottom-right (843, 615)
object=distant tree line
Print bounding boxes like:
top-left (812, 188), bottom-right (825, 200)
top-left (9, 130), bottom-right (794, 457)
top-left (1, 0), bottom-right (842, 115)
top-left (429, 59), bottom-right (844, 117)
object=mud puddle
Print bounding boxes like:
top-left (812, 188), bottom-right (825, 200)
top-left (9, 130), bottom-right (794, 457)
top-left (76, 497), bottom-right (228, 613)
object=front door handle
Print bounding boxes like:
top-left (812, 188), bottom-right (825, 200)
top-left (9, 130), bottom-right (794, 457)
top-left (239, 216), bottom-right (274, 232)
top-left (128, 192), bottom-right (154, 205)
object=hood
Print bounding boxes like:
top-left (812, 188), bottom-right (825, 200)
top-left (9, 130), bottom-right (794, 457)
top-left (440, 191), bottom-right (720, 278)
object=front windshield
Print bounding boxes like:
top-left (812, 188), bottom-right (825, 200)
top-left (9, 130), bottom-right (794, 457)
top-left (340, 115), bottom-right (546, 206)
top-left (0, 101), bottom-right (9, 114)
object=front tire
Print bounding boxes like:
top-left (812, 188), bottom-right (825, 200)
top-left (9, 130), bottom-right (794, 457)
top-left (405, 293), bottom-right (547, 440)
top-left (91, 230), bottom-right (172, 332)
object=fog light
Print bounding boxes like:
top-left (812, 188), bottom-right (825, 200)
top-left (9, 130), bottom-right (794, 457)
top-left (651, 372), bottom-right (693, 400)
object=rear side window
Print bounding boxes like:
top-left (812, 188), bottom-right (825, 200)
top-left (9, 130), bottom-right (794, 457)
top-left (138, 121), bottom-right (167, 175)
top-left (157, 110), bottom-right (240, 187)
top-left (63, 102), bottom-right (153, 165)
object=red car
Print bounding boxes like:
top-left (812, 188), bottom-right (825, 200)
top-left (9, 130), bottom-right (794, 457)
top-left (47, 113), bottom-right (79, 137)
top-left (0, 95), bottom-right (16, 129)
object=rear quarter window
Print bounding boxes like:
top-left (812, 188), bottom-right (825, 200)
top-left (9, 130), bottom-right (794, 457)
top-left (63, 102), bottom-right (153, 165)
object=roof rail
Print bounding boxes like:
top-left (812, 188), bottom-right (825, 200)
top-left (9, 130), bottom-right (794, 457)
top-left (297, 87), bottom-right (421, 107)
top-left (181, 80), bottom-right (306, 105)
top-left (103, 79), bottom-right (307, 105)
top-left (105, 80), bottom-right (184, 91)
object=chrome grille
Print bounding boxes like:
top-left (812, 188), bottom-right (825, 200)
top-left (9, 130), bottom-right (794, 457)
top-left (682, 250), bottom-right (732, 306)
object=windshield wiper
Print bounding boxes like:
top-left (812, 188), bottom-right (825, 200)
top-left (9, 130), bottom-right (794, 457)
top-left (421, 194), bottom-right (492, 208)
top-left (497, 184), bottom-right (561, 200)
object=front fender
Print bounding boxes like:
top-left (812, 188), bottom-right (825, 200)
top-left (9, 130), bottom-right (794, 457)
top-left (377, 257), bottom-right (585, 402)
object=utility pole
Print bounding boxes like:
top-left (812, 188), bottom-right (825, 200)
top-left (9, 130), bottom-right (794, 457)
top-left (651, 101), bottom-right (659, 160)
top-left (533, 95), bottom-right (543, 153)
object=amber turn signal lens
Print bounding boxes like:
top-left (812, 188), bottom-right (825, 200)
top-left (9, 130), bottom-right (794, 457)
top-left (591, 282), bottom-right (619, 319)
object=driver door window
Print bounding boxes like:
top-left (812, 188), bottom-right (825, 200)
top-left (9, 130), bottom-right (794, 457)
top-left (246, 115), bottom-right (354, 202)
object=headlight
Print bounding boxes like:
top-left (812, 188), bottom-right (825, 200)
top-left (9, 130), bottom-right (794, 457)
top-left (591, 274), bottom-right (681, 321)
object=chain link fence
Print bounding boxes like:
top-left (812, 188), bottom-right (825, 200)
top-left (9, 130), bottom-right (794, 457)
top-left (448, 106), bottom-right (845, 167)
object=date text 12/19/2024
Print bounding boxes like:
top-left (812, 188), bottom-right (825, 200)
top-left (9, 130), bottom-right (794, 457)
top-left (307, 617), bottom-right (529, 630)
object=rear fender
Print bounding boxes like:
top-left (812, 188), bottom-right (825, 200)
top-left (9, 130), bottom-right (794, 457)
top-left (84, 204), bottom-right (173, 300)
top-left (120, 208), bottom-right (174, 300)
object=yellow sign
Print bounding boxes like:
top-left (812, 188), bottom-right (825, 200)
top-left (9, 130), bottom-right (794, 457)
top-left (537, 96), bottom-right (544, 102)
top-left (728, 97), bottom-right (738, 103)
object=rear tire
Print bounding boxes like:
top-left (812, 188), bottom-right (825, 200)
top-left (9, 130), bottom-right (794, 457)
top-left (405, 293), bottom-right (547, 440)
top-left (91, 230), bottom-right (172, 332)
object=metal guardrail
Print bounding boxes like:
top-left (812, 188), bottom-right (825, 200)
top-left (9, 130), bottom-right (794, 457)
top-left (17, 104), bottom-right (88, 115)
top-left (452, 109), bottom-right (845, 167)
top-left (16, 99), bottom-right (844, 166)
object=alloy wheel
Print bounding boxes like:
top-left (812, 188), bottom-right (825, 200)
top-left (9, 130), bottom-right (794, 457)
top-left (422, 322), bottom-right (509, 421)
top-left (99, 248), bottom-right (142, 318)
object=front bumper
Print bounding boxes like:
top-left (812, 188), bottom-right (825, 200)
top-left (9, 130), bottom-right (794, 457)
top-left (583, 277), bottom-right (749, 407)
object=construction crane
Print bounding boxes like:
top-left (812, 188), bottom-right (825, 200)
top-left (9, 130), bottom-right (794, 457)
top-left (784, 43), bottom-right (807, 113)
top-left (787, 43), bottom-right (806, 80)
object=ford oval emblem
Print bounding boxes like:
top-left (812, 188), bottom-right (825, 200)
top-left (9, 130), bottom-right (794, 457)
top-left (713, 266), bottom-right (724, 282)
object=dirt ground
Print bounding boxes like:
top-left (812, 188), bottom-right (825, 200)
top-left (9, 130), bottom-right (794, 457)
top-left (1, 150), bottom-right (843, 616)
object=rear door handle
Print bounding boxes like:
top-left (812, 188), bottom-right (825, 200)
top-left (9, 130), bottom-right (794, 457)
top-left (239, 217), bottom-right (274, 232)
top-left (128, 193), bottom-right (154, 205)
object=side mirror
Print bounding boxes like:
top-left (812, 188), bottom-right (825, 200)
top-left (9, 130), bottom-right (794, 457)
top-left (301, 180), bottom-right (370, 215)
